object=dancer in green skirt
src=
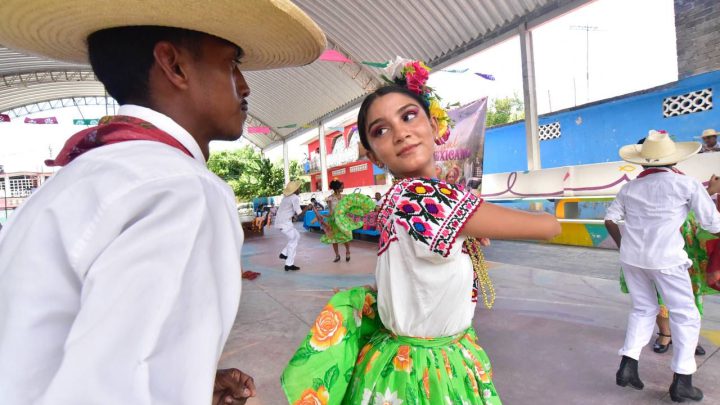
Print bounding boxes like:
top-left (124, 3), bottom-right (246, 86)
top-left (282, 58), bottom-right (561, 404)
top-left (314, 180), bottom-right (354, 262)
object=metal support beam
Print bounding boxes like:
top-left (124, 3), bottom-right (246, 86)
top-left (283, 140), bottom-right (290, 185)
top-left (3, 96), bottom-right (117, 118)
top-left (318, 122), bottom-right (329, 192)
top-left (272, 38), bottom-right (384, 146)
top-left (0, 70), bottom-right (96, 88)
top-left (519, 23), bottom-right (541, 171)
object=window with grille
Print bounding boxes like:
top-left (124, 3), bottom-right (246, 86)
top-left (9, 175), bottom-right (35, 197)
top-left (539, 122), bottom-right (561, 141)
top-left (663, 88), bottom-right (713, 117)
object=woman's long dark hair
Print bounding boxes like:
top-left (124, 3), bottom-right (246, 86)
top-left (356, 85), bottom-right (431, 152)
top-left (329, 179), bottom-right (343, 192)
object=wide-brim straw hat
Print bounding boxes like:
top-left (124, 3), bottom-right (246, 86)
top-left (700, 128), bottom-right (720, 138)
top-left (619, 130), bottom-right (700, 166)
top-left (0, 0), bottom-right (326, 70)
top-left (283, 180), bottom-right (302, 196)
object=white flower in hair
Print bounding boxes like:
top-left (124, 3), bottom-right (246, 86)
top-left (383, 56), bottom-right (414, 82)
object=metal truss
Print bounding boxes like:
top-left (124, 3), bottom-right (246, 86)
top-left (0, 70), bottom-right (97, 88)
top-left (245, 114), bottom-right (284, 143)
top-left (6, 96), bottom-right (117, 118)
top-left (276, 39), bottom-right (383, 146)
top-left (326, 39), bottom-right (383, 93)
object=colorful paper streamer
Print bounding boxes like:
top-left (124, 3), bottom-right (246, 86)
top-left (319, 49), bottom-right (353, 64)
top-left (247, 126), bottom-right (271, 134)
top-left (24, 117), bottom-right (58, 124)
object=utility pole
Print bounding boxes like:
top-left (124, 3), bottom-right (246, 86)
top-left (570, 25), bottom-right (599, 102)
top-left (573, 77), bottom-right (577, 107)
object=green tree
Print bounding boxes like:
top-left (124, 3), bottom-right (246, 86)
top-left (486, 94), bottom-right (525, 127)
top-left (208, 146), bottom-right (306, 201)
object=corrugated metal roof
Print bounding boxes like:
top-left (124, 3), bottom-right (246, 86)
top-left (0, 0), bottom-right (587, 149)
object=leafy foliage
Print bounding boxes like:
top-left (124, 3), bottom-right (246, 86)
top-left (208, 146), bottom-right (305, 201)
top-left (485, 94), bottom-right (525, 127)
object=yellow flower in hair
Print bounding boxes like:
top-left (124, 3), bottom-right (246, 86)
top-left (429, 98), bottom-right (445, 121)
top-left (429, 98), bottom-right (450, 143)
top-left (437, 119), bottom-right (449, 141)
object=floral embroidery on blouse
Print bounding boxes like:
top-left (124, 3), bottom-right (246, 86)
top-left (377, 178), bottom-right (482, 257)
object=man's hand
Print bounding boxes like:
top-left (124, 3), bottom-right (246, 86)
top-left (213, 368), bottom-right (256, 405)
top-left (707, 174), bottom-right (720, 195)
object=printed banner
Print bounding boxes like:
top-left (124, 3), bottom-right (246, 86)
top-left (0, 114), bottom-right (10, 122)
top-left (73, 118), bottom-right (100, 125)
top-left (434, 98), bottom-right (488, 191)
top-left (24, 117), bottom-right (58, 124)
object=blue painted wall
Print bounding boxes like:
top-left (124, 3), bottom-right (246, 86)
top-left (484, 70), bottom-right (720, 174)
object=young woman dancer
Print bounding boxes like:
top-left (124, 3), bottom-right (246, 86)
top-left (313, 179), bottom-right (354, 262)
top-left (283, 60), bottom-right (560, 405)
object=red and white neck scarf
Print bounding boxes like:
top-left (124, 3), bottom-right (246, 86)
top-left (46, 115), bottom-right (192, 167)
top-left (637, 166), bottom-right (684, 178)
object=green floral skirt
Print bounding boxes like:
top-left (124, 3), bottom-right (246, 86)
top-left (320, 194), bottom-right (376, 245)
top-left (281, 287), bottom-right (502, 405)
top-left (320, 215), bottom-right (353, 245)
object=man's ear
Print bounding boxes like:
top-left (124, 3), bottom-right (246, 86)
top-left (152, 41), bottom-right (191, 90)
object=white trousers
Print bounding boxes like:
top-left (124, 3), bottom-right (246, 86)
top-left (619, 262), bottom-right (700, 374)
top-left (278, 224), bottom-right (300, 266)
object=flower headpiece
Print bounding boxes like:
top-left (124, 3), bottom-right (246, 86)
top-left (381, 57), bottom-right (454, 145)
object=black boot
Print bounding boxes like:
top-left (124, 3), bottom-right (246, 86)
top-left (669, 373), bottom-right (703, 402)
top-left (616, 356), bottom-right (644, 390)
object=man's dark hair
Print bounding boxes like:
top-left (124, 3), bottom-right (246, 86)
top-left (87, 26), bottom-right (208, 105)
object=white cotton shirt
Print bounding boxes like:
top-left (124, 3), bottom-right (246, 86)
top-left (605, 167), bottom-right (720, 270)
top-left (375, 179), bottom-right (482, 338)
top-left (0, 105), bottom-right (243, 405)
top-left (274, 194), bottom-right (301, 228)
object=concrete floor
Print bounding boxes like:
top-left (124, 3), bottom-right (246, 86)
top-left (221, 224), bottom-right (720, 404)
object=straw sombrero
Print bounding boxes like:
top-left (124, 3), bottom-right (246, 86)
top-left (0, 0), bottom-right (326, 70)
top-left (283, 180), bottom-right (303, 196)
top-left (700, 128), bottom-right (720, 138)
top-left (619, 130), bottom-right (700, 166)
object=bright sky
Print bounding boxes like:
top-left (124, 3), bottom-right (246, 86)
top-left (1, 0), bottom-right (678, 172)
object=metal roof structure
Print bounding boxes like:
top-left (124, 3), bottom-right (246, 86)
top-left (0, 0), bottom-right (591, 150)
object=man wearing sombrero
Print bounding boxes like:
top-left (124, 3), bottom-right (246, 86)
top-left (699, 128), bottom-right (720, 153)
top-left (0, 1), bottom-right (325, 404)
top-left (605, 130), bottom-right (720, 402)
top-left (275, 180), bottom-right (310, 271)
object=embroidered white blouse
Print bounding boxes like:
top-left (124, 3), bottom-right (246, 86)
top-left (375, 178), bottom-right (483, 338)
top-left (325, 193), bottom-right (343, 214)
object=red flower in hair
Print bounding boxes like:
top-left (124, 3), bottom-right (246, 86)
top-left (404, 61), bottom-right (430, 95)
